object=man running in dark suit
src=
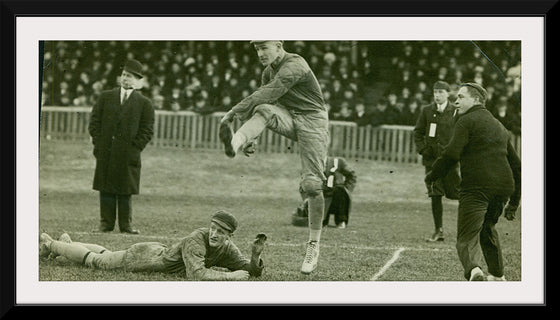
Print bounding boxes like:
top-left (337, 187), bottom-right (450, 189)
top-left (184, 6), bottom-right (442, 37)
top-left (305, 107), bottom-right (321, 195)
top-left (425, 83), bottom-right (521, 281)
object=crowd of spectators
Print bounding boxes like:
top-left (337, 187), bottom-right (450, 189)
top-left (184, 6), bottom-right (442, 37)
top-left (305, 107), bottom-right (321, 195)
top-left (41, 40), bottom-right (521, 135)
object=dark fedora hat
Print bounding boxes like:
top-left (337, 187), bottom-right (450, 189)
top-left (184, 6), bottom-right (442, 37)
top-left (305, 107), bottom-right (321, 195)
top-left (123, 59), bottom-right (144, 79)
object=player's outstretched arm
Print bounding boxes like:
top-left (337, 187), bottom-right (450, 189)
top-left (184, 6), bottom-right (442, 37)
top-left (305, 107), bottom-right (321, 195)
top-left (251, 233), bottom-right (267, 261)
top-left (228, 270), bottom-right (250, 280)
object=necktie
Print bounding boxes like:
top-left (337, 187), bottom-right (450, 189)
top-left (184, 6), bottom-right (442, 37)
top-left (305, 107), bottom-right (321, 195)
top-left (121, 91), bottom-right (128, 105)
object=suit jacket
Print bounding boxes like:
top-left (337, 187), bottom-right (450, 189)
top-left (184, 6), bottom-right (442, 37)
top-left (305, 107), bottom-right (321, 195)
top-left (413, 100), bottom-right (457, 166)
top-left (429, 105), bottom-right (521, 204)
top-left (88, 87), bottom-right (155, 194)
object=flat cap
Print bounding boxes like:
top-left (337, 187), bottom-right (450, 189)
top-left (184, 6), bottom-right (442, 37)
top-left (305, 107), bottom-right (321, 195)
top-left (433, 81), bottom-right (450, 91)
top-left (211, 210), bottom-right (238, 233)
top-left (250, 40), bottom-right (284, 45)
top-left (460, 82), bottom-right (487, 100)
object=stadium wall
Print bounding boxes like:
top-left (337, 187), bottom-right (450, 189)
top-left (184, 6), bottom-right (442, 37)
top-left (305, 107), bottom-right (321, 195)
top-left (39, 107), bottom-right (521, 164)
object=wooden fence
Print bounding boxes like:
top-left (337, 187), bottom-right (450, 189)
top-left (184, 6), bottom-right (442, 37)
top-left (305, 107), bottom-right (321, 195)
top-left (39, 106), bottom-right (521, 164)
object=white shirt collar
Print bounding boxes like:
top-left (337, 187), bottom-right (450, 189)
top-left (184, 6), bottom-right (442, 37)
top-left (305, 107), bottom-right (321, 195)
top-left (121, 87), bottom-right (134, 97)
top-left (437, 100), bottom-right (448, 112)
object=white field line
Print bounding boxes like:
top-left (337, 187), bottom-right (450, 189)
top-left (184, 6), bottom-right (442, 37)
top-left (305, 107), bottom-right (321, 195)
top-left (66, 231), bottom-right (453, 252)
top-left (370, 247), bottom-right (406, 281)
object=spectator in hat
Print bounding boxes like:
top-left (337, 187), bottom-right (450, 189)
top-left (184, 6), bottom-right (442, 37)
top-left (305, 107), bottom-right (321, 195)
top-left (414, 81), bottom-right (461, 242)
top-left (88, 59), bottom-right (155, 235)
top-left (39, 210), bottom-right (267, 281)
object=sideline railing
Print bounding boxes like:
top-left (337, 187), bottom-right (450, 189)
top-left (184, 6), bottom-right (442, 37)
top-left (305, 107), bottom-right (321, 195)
top-left (39, 106), bottom-right (521, 164)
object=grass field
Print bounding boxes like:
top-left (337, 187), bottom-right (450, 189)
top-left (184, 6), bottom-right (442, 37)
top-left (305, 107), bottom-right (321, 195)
top-left (38, 139), bottom-right (522, 282)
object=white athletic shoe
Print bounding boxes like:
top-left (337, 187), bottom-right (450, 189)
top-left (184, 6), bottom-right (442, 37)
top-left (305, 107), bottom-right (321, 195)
top-left (301, 241), bottom-right (320, 275)
top-left (469, 267), bottom-right (486, 281)
top-left (59, 233), bottom-right (72, 243)
top-left (336, 222), bottom-right (346, 229)
top-left (487, 274), bottom-right (507, 281)
top-left (39, 233), bottom-right (54, 258)
top-left (48, 232), bottom-right (72, 260)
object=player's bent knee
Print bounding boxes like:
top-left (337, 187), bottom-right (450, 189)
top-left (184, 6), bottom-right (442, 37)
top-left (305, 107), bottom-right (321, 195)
top-left (301, 179), bottom-right (323, 198)
top-left (253, 104), bottom-right (275, 120)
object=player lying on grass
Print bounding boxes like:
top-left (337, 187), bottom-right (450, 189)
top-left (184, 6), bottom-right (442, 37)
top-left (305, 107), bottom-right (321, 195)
top-left (39, 210), bottom-right (267, 281)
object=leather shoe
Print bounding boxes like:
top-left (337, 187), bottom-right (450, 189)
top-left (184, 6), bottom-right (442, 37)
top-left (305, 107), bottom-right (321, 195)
top-left (219, 122), bottom-right (236, 158)
top-left (121, 228), bottom-right (140, 235)
top-left (426, 228), bottom-right (444, 242)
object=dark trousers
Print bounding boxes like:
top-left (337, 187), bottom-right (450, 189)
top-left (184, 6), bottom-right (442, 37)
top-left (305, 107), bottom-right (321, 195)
top-left (456, 190), bottom-right (508, 279)
top-left (99, 192), bottom-right (132, 231)
top-left (322, 187), bottom-right (351, 226)
top-left (424, 163), bottom-right (460, 199)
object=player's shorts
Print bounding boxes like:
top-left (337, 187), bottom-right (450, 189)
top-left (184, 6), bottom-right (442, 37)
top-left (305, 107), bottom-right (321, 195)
top-left (122, 242), bottom-right (169, 272)
top-left (85, 250), bottom-right (127, 270)
top-left (425, 163), bottom-right (461, 199)
top-left (84, 242), bottom-right (168, 272)
top-left (254, 104), bottom-right (329, 186)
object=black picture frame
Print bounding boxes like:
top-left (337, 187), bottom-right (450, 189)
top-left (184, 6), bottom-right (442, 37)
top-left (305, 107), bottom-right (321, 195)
top-left (3, 0), bottom-right (554, 313)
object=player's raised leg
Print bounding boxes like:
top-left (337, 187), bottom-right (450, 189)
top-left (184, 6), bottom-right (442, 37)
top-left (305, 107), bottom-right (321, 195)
top-left (220, 104), bottom-right (296, 158)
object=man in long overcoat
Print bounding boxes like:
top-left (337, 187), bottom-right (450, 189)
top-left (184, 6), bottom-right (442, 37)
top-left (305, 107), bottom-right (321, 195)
top-left (88, 59), bottom-right (154, 234)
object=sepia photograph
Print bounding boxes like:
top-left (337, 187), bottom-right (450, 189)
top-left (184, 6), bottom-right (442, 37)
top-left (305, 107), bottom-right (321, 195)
top-left (13, 15), bottom-right (546, 305)
top-left (37, 39), bottom-right (522, 281)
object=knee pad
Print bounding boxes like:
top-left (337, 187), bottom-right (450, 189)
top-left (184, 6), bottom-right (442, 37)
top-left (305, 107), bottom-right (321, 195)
top-left (300, 178), bottom-right (323, 198)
